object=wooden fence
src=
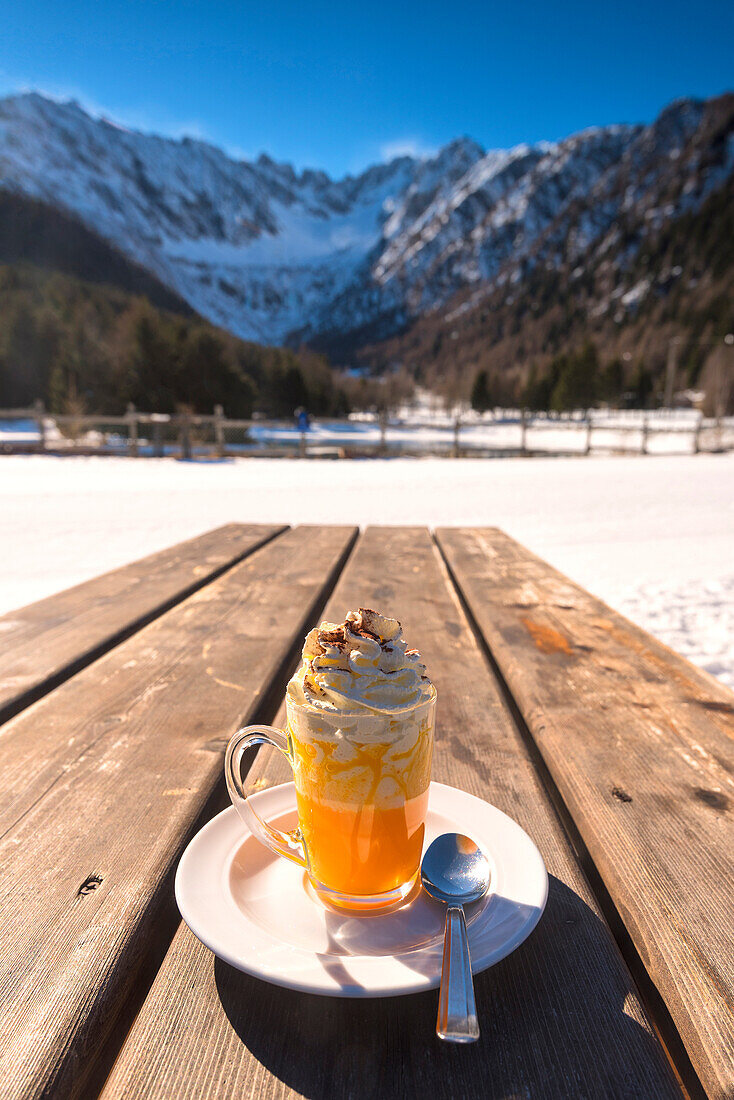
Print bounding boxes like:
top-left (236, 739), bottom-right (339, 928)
top-left (0, 401), bottom-right (730, 459)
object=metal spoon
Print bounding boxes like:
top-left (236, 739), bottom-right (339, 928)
top-left (421, 832), bottom-right (491, 1043)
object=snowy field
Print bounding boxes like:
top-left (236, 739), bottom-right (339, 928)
top-left (0, 452), bottom-right (732, 688)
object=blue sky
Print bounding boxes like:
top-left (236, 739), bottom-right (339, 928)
top-left (1, 0), bottom-right (732, 177)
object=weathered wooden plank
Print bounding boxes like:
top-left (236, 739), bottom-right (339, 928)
top-left (436, 526), bottom-right (734, 1100)
top-left (0, 525), bottom-right (357, 1100)
top-left (0, 523), bottom-right (285, 724)
top-left (101, 527), bottom-right (680, 1100)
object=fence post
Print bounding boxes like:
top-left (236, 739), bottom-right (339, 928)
top-left (453, 416), bottom-right (461, 458)
top-left (214, 404), bottom-right (225, 458)
top-left (126, 403), bottom-right (138, 457)
top-left (34, 399), bottom-right (47, 451)
top-left (584, 412), bottom-right (592, 456)
top-left (714, 412), bottom-right (723, 452)
top-left (693, 411), bottom-right (702, 454)
top-left (180, 415), bottom-right (192, 460)
top-left (152, 419), bottom-right (163, 458)
top-left (379, 411), bottom-right (387, 456)
top-left (520, 408), bottom-right (527, 455)
top-left (641, 413), bottom-right (649, 455)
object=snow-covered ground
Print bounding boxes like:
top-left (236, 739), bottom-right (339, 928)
top-left (1, 452), bottom-right (732, 688)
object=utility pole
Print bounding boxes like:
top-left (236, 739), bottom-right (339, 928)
top-left (214, 405), bottom-right (225, 458)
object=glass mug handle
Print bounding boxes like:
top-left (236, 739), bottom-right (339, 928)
top-left (224, 725), bottom-right (307, 868)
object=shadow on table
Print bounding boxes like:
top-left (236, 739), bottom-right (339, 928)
top-left (215, 875), bottom-right (678, 1099)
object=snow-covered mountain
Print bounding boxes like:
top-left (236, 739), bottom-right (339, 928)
top-left (0, 91), bottom-right (732, 353)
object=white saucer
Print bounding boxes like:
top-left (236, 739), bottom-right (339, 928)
top-left (175, 781), bottom-right (548, 998)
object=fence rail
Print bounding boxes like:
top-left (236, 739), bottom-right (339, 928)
top-left (0, 402), bottom-right (731, 459)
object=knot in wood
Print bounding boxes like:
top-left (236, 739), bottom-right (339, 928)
top-left (78, 875), bottom-right (103, 896)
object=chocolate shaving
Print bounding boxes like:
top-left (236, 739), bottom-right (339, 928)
top-left (312, 608), bottom-right (410, 659)
top-left (353, 625), bottom-right (380, 641)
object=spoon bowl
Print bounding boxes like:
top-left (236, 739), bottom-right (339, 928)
top-left (421, 833), bottom-right (491, 906)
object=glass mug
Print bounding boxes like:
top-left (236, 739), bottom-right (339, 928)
top-left (225, 689), bottom-right (436, 911)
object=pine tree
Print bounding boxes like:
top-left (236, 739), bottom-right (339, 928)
top-left (179, 328), bottom-right (229, 409)
top-left (282, 364), bottom-right (309, 414)
top-left (126, 302), bottom-right (180, 411)
top-left (551, 344), bottom-right (598, 411)
top-left (471, 369), bottom-right (493, 412)
top-left (523, 364), bottom-right (552, 411)
top-left (633, 363), bottom-right (654, 408)
top-left (600, 358), bottom-right (625, 405)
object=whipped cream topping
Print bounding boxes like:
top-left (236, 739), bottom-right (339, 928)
top-left (287, 608), bottom-right (433, 715)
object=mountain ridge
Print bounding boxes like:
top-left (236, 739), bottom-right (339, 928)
top-left (0, 90), bottom-right (732, 362)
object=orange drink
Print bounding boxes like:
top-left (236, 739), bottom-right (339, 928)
top-left (226, 608), bottom-right (435, 911)
top-left (287, 691), bottom-right (435, 905)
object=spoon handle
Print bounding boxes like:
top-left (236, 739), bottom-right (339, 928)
top-left (436, 904), bottom-right (479, 1043)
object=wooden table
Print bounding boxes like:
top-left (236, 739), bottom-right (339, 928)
top-left (0, 524), bottom-right (731, 1100)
